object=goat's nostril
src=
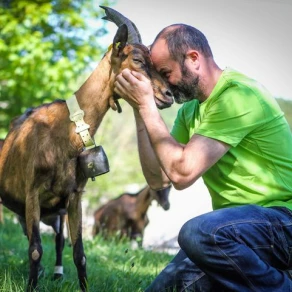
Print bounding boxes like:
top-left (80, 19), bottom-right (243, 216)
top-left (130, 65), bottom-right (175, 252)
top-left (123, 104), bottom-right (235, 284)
top-left (165, 90), bottom-right (173, 98)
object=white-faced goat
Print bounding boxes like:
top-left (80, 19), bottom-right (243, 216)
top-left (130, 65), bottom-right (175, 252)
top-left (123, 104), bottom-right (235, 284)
top-left (0, 6), bottom-right (173, 291)
top-left (92, 184), bottom-right (171, 247)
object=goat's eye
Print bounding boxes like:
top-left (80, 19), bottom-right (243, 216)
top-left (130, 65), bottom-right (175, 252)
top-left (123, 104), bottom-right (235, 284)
top-left (133, 58), bottom-right (144, 65)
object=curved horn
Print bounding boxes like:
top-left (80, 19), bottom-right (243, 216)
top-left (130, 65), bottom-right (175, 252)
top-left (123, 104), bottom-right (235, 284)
top-left (100, 5), bottom-right (142, 44)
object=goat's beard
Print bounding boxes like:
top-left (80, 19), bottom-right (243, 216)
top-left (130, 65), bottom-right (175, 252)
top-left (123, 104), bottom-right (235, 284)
top-left (170, 65), bottom-right (202, 104)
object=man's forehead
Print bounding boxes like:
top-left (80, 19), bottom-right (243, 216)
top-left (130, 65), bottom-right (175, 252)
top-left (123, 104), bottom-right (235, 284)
top-left (151, 38), bottom-right (169, 58)
top-left (150, 40), bottom-right (176, 74)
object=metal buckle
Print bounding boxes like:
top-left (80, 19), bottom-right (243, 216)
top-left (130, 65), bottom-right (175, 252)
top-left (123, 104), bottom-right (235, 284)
top-left (75, 121), bottom-right (90, 134)
top-left (69, 109), bottom-right (84, 123)
top-left (66, 95), bottom-right (95, 148)
top-left (69, 110), bottom-right (90, 134)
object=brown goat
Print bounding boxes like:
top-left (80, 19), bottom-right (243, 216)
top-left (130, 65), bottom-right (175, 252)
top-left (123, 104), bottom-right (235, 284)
top-left (0, 133), bottom-right (68, 279)
top-left (92, 184), bottom-right (171, 246)
top-left (0, 6), bottom-right (173, 292)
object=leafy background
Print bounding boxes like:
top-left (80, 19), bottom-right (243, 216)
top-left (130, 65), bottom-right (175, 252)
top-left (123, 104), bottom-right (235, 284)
top-left (1, 0), bottom-right (292, 211)
top-left (0, 0), bottom-right (111, 131)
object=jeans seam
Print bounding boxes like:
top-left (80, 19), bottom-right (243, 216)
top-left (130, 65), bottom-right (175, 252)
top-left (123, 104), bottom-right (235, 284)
top-left (212, 226), bottom-right (259, 291)
top-left (182, 271), bottom-right (205, 292)
top-left (212, 220), bottom-right (274, 248)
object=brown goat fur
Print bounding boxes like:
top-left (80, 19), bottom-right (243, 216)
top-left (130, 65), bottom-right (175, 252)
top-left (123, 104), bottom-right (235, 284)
top-left (0, 24), bottom-right (173, 291)
top-left (0, 135), bottom-right (68, 279)
top-left (92, 185), bottom-right (171, 246)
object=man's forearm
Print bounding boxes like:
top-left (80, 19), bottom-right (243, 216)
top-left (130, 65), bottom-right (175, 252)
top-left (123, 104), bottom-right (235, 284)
top-left (134, 110), bottom-right (170, 189)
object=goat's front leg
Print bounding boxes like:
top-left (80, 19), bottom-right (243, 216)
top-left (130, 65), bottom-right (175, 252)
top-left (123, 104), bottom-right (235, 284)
top-left (67, 193), bottom-right (87, 291)
top-left (54, 213), bottom-right (65, 280)
top-left (26, 194), bottom-right (42, 292)
top-left (130, 220), bottom-right (146, 248)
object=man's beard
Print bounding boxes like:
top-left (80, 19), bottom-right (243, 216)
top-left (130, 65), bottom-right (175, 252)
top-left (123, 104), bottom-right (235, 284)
top-left (170, 65), bottom-right (202, 104)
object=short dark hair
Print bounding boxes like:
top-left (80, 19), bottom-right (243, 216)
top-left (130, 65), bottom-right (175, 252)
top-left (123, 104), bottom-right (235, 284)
top-left (152, 24), bottom-right (213, 66)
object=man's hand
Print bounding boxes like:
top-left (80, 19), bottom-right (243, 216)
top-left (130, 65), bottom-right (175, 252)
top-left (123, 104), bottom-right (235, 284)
top-left (114, 69), bottom-right (156, 111)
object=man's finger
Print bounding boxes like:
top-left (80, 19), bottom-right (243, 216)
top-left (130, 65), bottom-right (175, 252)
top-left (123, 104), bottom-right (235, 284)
top-left (114, 80), bottom-right (124, 96)
top-left (116, 73), bottom-right (128, 85)
top-left (131, 70), bottom-right (147, 82)
top-left (121, 69), bottom-right (147, 84)
top-left (121, 68), bottom-right (134, 82)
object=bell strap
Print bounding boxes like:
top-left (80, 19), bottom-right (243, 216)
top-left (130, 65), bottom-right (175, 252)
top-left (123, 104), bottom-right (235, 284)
top-left (66, 95), bottom-right (95, 149)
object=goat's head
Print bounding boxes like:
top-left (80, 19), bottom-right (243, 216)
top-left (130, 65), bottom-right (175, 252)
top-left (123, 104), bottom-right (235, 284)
top-left (151, 184), bottom-right (172, 211)
top-left (100, 6), bottom-right (174, 112)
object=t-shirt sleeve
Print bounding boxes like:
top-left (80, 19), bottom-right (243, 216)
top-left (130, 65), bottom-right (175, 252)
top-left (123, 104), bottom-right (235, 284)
top-left (170, 105), bottom-right (189, 144)
top-left (196, 86), bottom-right (267, 147)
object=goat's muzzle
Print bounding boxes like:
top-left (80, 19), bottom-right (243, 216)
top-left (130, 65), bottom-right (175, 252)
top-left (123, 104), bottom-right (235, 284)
top-left (154, 88), bottom-right (174, 110)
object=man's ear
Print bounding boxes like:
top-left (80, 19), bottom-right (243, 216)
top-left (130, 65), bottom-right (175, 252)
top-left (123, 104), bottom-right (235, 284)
top-left (186, 50), bottom-right (200, 70)
top-left (186, 50), bottom-right (199, 62)
top-left (112, 24), bottom-right (128, 57)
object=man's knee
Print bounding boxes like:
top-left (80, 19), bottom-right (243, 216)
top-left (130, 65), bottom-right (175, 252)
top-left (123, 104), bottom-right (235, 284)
top-left (178, 213), bottom-right (214, 257)
top-left (178, 209), bottom-right (238, 260)
top-left (178, 206), bottom-right (266, 261)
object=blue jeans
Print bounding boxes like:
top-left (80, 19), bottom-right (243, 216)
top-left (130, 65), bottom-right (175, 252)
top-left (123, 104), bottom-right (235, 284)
top-left (145, 205), bottom-right (292, 292)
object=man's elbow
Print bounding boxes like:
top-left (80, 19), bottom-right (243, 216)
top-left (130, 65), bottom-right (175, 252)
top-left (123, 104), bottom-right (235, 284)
top-left (169, 173), bottom-right (198, 191)
top-left (172, 182), bottom-right (192, 191)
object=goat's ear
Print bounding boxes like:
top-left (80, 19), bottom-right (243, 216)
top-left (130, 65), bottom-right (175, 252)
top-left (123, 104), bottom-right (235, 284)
top-left (112, 24), bottom-right (128, 57)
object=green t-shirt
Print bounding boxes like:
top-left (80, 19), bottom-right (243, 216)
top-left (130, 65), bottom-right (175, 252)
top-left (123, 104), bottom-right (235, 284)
top-left (171, 67), bottom-right (292, 210)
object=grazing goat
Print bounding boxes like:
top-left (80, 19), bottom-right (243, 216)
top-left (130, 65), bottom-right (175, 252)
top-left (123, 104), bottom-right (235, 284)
top-left (92, 185), bottom-right (172, 246)
top-left (0, 6), bottom-right (173, 292)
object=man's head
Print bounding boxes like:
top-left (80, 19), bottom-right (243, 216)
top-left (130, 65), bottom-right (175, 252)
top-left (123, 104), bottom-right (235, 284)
top-left (150, 24), bottom-right (213, 103)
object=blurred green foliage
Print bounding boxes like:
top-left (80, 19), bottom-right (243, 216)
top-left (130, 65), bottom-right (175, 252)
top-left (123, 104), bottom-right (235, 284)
top-left (0, 0), bottom-right (113, 136)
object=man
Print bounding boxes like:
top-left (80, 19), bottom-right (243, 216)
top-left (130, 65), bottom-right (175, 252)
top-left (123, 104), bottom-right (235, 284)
top-left (114, 24), bottom-right (292, 291)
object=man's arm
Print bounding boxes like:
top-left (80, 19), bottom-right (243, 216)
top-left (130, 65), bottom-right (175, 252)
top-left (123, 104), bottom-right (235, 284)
top-left (139, 105), bottom-right (230, 190)
top-left (134, 110), bottom-right (171, 190)
top-left (114, 69), bottom-right (230, 190)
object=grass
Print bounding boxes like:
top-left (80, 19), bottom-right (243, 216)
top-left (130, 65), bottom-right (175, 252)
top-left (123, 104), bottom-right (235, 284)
top-left (0, 215), bottom-right (173, 292)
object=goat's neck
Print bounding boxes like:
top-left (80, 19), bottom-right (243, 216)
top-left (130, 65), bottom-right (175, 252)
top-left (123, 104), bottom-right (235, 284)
top-left (135, 187), bottom-right (153, 215)
top-left (74, 51), bottom-right (114, 137)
